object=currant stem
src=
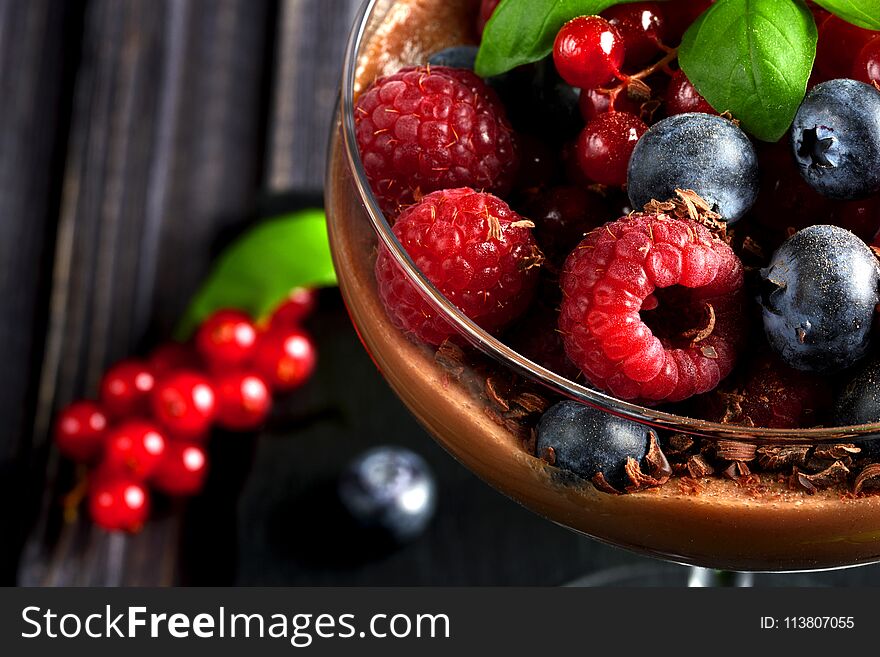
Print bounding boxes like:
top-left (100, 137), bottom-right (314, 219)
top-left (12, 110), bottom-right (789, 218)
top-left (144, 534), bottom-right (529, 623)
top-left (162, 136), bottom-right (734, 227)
top-left (62, 466), bottom-right (90, 523)
top-left (600, 47), bottom-right (679, 101)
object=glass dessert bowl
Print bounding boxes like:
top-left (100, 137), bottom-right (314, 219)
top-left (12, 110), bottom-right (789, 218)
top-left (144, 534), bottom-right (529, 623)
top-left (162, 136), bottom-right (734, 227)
top-left (326, 0), bottom-right (880, 572)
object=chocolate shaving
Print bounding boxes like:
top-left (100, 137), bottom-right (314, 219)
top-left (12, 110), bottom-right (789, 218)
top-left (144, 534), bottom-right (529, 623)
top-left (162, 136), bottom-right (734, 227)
top-left (523, 428), bottom-right (537, 456)
top-left (854, 463), bottom-right (880, 495)
top-left (592, 472), bottom-right (622, 495)
top-left (719, 111), bottom-right (741, 127)
top-left (715, 440), bottom-right (757, 462)
top-left (678, 476), bottom-right (704, 495)
top-left (538, 445), bottom-right (556, 466)
top-left (435, 340), bottom-right (465, 379)
top-left (756, 445), bottom-right (809, 470)
top-left (644, 189), bottom-right (728, 242)
top-left (485, 376), bottom-right (510, 412)
top-left (795, 461), bottom-right (850, 491)
top-left (722, 461), bottom-right (752, 481)
top-left (624, 431), bottom-right (672, 492)
top-left (511, 392), bottom-right (550, 415)
top-left (666, 433), bottom-right (695, 456)
top-left (812, 443), bottom-right (860, 462)
top-left (789, 467), bottom-right (818, 494)
top-left (687, 454), bottom-right (714, 478)
top-left (681, 303), bottom-right (716, 344)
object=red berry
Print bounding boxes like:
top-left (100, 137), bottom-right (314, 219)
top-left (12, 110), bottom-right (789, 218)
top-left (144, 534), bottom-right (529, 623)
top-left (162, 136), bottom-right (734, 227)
top-left (103, 420), bottom-right (167, 479)
top-left (553, 16), bottom-right (625, 90)
top-left (195, 309), bottom-right (257, 372)
top-left (215, 372), bottom-right (272, 430)
top-left (559, 212), bottom-right (745, 403)
top-left (99, 360), bottom-right (156, 419)
top-left (576, 112), bottom-right (647, 187)
top-left (151, 442), bottom-right (208, 496)
top-left (54, 401), bottom-right (108, 463)
top-left (89, 477), bottom-right (150, 532)
top-left (853, 37), bottom-right (880, 86)
top-left (524, 185), bottom-right (609, 265)
top-left (253, 329), bottom-right (317, 392)
top-left (476, 0), bottom-right (500, 35)
top-left (151, 371), bottom-right (217, 440)
top-left (514, 133), bottom-right (561, 190)
top-left (830, 196), bottom-right (880, 242)
top-left (601, 2), bottom-right (667, 68)
top-left (578, 87), bottom-right (642, 122)
top-left (269, 288), bottom-right (318, 330)
top-left (148, 342), bottom-right (200, 379)
top-left (375, 188), bottom-right (542, 345)
top-left (355, 66), bottom-right (518, 218)
top-left (665, 69), bottom-right (715, 115)
top-left (664, 0), bottom-right (713, 45)
top-left (815, 16), bottom-right (877, 81)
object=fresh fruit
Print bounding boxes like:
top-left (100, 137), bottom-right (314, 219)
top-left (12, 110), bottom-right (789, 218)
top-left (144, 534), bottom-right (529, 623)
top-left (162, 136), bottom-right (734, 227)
top-left (268, 288), bottom-right (318, 331)
top-left (834, 356), bottom-right (880, 458)
top-left (427, 45), bottom-right (478, 69)
top-left (814, 17), bottom-right (877, 82)
top-left (523, 185), bottom-right (608, 266)
top-left (151, 371), bottom-right (217, 440)
top-left (627, 113), bottom-right (759, 223)
top-left (553, 16), bottom-right (625, 90)
top-left (601, 2), bottom-right (666, 68)
top-left (103, 420), bottom-right (167, 479)
top-left (853, 37), bottom-right (880, 86)
top-left (576, 111), bottom-right (647, 187)
top-left (535, 401), bottom-right (651, 490)
top-left (88, 477), bottom-right (150, 532)
top-left (253, 328), bottom-right (317, 392)
top-left (790, 79), bottom-right (880, 200)
top-left (354, 66), bottom-right (518, 217)
top-left (665, 69), bottom-right (715, 115)
top-left (338, 446), bottom-right (436, 542)
top-left (663, 0), bottom-right (713, 45)
top-left (151, 442), bottom-right (208, 497)
top-left (476, 0), bottom-right (501, 35)
top-left (148, 342), bottom-right (200, 379)
top-left (577, 87), bottom-right (641, 122)
top-left (99, 360), bottom-right (156, 419)
top-left (215, 372), bottom-right (272, 430)
top-left (54, 401), bottom-right (109, 463)
top-left (375, 188), bottom-right (542, 345)
top-left (559, 210), bottom-right (745, 402)
top-left (759, 225), bottom-right (880, 373)
top-left (195, 309), bottom-right (258, 372)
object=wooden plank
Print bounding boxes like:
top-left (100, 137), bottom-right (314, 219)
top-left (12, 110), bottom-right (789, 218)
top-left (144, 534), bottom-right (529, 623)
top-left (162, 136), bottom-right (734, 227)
top-left (19, 0), bottom-right (275, 586)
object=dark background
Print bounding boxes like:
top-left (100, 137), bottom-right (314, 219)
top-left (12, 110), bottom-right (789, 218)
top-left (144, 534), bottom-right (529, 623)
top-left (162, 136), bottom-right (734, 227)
top-left (3, 0), bottom-right (880, 586)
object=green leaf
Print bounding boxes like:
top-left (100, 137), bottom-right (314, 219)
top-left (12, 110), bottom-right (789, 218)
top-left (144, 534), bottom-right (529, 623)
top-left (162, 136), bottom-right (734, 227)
top-left (175, 209), bottom-right (337, 339)
top-left (812, 0), bottom-right (880, 30)
top-left (679, 0), bottom-right (818, 142)
top-left (475, 0), bottom-right (646, 78)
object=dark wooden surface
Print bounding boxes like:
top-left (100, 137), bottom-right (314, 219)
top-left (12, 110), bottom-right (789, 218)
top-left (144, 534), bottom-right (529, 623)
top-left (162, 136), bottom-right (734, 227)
top-left (5, 0), bottom-right (880, 586)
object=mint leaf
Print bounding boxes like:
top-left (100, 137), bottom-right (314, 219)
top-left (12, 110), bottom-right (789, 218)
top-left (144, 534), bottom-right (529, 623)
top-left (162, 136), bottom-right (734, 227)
top-left (679, 0), bottom-right (817, 142)
top-left (812, 0), bottom-right (880, 30)
top-left (475, 0), bottom-right (645, 78)
top-left (175, 209), bottom-right (337, 339)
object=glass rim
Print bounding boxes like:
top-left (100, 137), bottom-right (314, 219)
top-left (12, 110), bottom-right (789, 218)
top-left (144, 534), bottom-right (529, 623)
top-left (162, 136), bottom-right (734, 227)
top-left (338, 0), bottom-right (880, 444)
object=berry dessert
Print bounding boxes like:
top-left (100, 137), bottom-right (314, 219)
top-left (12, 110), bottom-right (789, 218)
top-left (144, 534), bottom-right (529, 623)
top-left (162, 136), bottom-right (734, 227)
top-left (328, 0), bottom-right (880, 570)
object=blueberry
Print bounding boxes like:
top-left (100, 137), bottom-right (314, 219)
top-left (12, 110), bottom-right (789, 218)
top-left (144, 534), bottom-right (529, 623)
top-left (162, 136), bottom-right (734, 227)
top-left (338, 447), bottom-right (436, 542)
top-left (834, 357), bottom-right (880, 458)
top-left (790, 79), bottom-right (880, 200)
top-left (427, 45), bottom-right (478, 69)
top-left (535, 401), bottom-right (651, 490)
top-left (759, 224), bottom-right (880, 373)
top-left (627, 112), bottom-right (759, 223)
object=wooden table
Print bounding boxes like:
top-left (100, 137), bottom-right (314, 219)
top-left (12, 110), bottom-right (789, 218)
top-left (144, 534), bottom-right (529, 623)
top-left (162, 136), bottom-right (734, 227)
top-left (4, 0), bottom-right (880, 586)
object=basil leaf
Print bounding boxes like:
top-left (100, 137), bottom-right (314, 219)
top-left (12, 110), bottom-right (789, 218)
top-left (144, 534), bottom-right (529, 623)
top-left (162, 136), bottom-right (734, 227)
top-left (475, 0), bottom-right (645, 78)
top-left (175, 209), bottom-right (337, 339)
top-left (679, 0), bottom-right (818, 142)
top-left (812, 0), bottom-right (880, 30)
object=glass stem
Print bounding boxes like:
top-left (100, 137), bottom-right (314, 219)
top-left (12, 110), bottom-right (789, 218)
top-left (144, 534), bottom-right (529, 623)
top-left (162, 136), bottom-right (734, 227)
top-left (687, 567), bottom-right (754, 587)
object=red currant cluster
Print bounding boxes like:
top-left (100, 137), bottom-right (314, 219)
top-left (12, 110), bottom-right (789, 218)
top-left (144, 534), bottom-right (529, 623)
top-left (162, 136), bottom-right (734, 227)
top-left (53, 288), bottom-right (318, 532)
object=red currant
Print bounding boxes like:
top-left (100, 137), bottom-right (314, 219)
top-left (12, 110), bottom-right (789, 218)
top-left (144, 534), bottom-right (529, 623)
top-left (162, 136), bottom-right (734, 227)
top-left (103, 420), bottom-right (166, 479)
top-left (151, 442), bottom-right (208, 496)
top-left (601, 2), bottom-right (666, 68)
top-left (215, 371), bottom-right (272, 430)
top-left (476, 0), bottom-right (500, 36)
top-left (578, 87), bottom-right (641, 122)
top-left (253, 328), bottom-right (317, 392)
top-left (149, 341), bottom-right (200, 379)
top-left (525, 185), bottom-right (609, 265)
top-left (89, 477), bottom-right (150, 532)
top-left (99, 360), bottom-right (156, 419)
top-left (195, 309), bottom-right (257, 372)
top-left (553, 16), bottom-right (625, 89)
top-left (151, 371), bottom-right (217, 440)
top-left (664, 0), bottom-right (713, 45)
top-left (831, 196), bottom-right (880, 242)
top-left (815, 16), bottom-right (877, 81)
top-left (853, 37), bottom-right (880, 86)
top-left (268, 288), bottom-right (318, 331)
top-left (576, 111), bottom-right (647, 186)
top-left (54, 401), bottom-right (108, 463)
top-left (666, 69), bottom-right (715, 115)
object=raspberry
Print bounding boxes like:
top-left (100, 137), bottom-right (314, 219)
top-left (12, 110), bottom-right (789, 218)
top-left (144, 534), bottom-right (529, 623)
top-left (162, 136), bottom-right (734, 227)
top-left (355, 66), bottom-right (518, 218)
top-left (375, 188), bottom-right (542, 345)
top-left (559, 212), bottom-right (745, 403)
